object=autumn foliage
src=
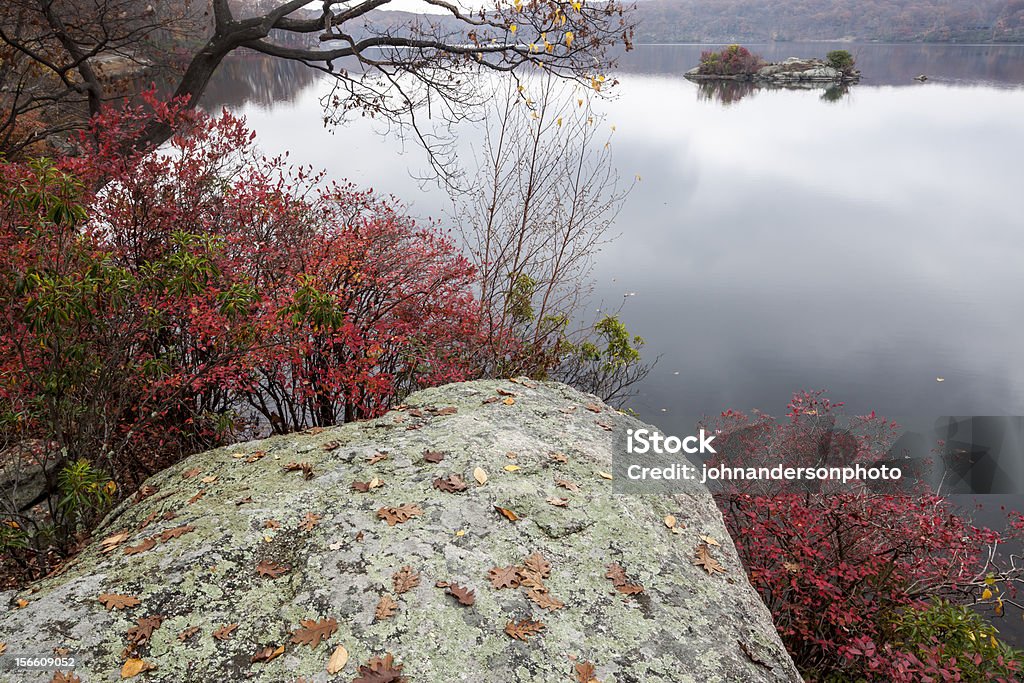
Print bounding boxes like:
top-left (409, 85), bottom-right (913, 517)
top-left (0, 96), bottom-right (481, 568)
top-left (707, 391), bottom-right (1023, 681)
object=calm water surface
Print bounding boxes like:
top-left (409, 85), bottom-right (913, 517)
top-left (203, 41), bottom-right (1024, 641)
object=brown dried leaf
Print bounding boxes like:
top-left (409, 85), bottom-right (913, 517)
top-left (98, 593), bottom-right (140, 611)
top-left (126, 615), bottom-right (162, 648)
top-left (299, 512), bottom-right (321, 532)
top-left (375, 594), bottom-right (398, 621)
top-left (576, 662), bottom-right (600, 683)
top-left (494, 506), bottom-right (519, 522)
top-left (263, 519), bottom-right (281, 529)
top-left (432, 474), bottom-right (468, 493)
top-left (483, 396), bottom-right (500, 404)
top-left (256, 560), bottom-right (291, 579)
top-left (527, 589), bottom-right (564, 611)
top-left (99, 531), bottom-right (130, 553)
top-left (236, 496), bottom-right (254, 506)
top-left (392, 566), bottom-right (420, 594)
top-left (473, 467), bottom-right (488, 485)
top-left (585, 403), bottom-right (603, 413)
top-left (694, 542), bottom-right (726, 575)
top-left (504, 619), bottom-right (544, 641)
top-left (605, 563), bottom-right (627, 586)
top-left (518, 570), bottom-right (547, 593)
top-left (158, 524), bottom-right (195, 543)
top-left (447, 584), bottom-right (475, 606)
top-left (615, 583), bottom-right (645, 595)
top-left (376, 503), bottom-right (423, 526)
top-left (212, 623), bottom-right (238, 641)
top-left (245, 450), bottom-right (267, 463)
top-left (123, 538), bottom-right (155, 556)
top-left (422, 450), bottom-right (445, 463)
top-left (549, 452), bottom-right (569, 463)
top-left (555, 478), bottom-right (580, 492)
top-left (523, 552), bottom-right (551, 579)
top-left (434, 406), bottom-right (458, 416)
top-left (290, 617), bottom-right (338, 649)
top-left (496, 388), bottom-right (517, 396)
top-left (352, 653), bottom-right (407, 683)
top-left (738, 639), bottom-right (774, 670)
top-left (367, 452), bottom-right (389, 465)
top-left (502, 397), bottom-right (516, 406)
top-left (177, 626), bottom-right (200, 642)
top-left (187, 489), bottom-right (206, 505)
top-left (322, 440), bottom-right (341, 452)
top-left (546, 497), bottom-right (569, 507)
top-left (50, 672), bottom-right (82, 683)
top-left (352, 478), bottom-right (385, 493)
top-left (182, 468), bottom-right (201, 479)
top-left (487, 565), bottom-right (521, 589)
top-left (251, 644), bottom-right (285, 663)
top-left (283, 462), bottom-right (315, 479)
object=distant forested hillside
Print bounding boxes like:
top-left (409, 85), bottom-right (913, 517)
top-left (634, 0), bottom-right (1024, 43)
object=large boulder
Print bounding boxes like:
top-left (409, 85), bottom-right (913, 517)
top-left (0, 380), bottom-right (800, 682)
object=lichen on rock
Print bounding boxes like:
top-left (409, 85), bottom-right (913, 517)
top-left (0, 380), bottom-right (800, 682)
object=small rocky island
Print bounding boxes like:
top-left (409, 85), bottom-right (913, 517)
top-left (685, 45), bottom-right (861, 85)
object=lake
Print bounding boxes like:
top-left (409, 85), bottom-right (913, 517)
top-left (202, 43), bottom-right (1024, 641)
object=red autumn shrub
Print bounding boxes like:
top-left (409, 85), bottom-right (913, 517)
top-left (1, 96), bottom-right (482, 568)
top-left (707, 391), bottom-right (1023, 681)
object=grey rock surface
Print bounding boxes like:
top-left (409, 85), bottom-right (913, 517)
top-left (0, 380), bottom-right (800, 682)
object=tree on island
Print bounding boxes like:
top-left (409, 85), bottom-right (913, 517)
top-left (0, 0), bottom-right (633, 159)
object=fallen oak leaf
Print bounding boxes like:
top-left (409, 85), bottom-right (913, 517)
top-left (694, 542), bottom-right (726, 575)
top-left (212, 623), bottom-right (238, 641)
top-left (187, 489), bottom-right (206, 505)
top-left (487, 565), bottom-right (521, 589)
top-left (504, 619), bottom-right (544, 641)
top-left (353, 653), bottom-right (407, 683)
top-left (256, 560), bottom-right (291, 579)
top-left (367, 452), bottom-right (389, 464)
top-left (245, 450), bottom-right (267, 463)
top-left (299, 512), bottom-right (321, 531)
top-left (446, 584), bottom-right (475, 606)
top-left (126, 615), bottom-right (162, 648)
top-left (98, 593), bottom-right (140, 611)
top-left (496, 388), bottom-right (517, 396)
top-left (375, 594), bottom-right (398, 621)
top-left (549, 452), bottom-right (569, 463)
top-left (546, 497), bottom-right (569, 507)
top-left (422, 450), bottom-right (445, 463)
top-left (321, 441), bottom-right (341, 452)
top-left (527, 589), bottom-right (564, 611)
top-left (433, 474), bottom-right (468, 493)
top-left (585, 403), bottom-right (603, 413)
top-left (523, 552), bottom-right (551, 578)
top-left (290, 617), bottom-right (338, 649)
top-left (615, 583), bottom-right (645, 595)
top-left (392, 566), bottom-right (420, 594)
top-left (123, 538), bottom-right (155, 556)
top-left (99, 531), bottom-right (131, 553)
top-left (157, 524), bottom-right (195, 543)
top-left (177, 626), bottom-right (200, 642)
top-left (50, 672), bottom-right (81, 683)
top-left (434, 406), bottom-right (458, 416)
top-left (182, 468), bottom-right (201, 479)
top-left (555, 478), bottom-right (579, 492)
top-left (377, 503), bottom-right (423, 526)
top-left (575, 661), bottom-right (600, 683)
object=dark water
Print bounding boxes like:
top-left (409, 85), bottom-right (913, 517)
top-left (203, 43), bottom-right (1024, 642)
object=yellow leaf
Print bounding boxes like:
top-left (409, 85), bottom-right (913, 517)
top-left (664, 515), bottom-right (676, 529)
top-left (565, 31), bottom-right (574, 48)
top-left (556, 117), bottom-right (563, 126)
top-left (982, 588), bottom-right (993, 600)
top-left (509, 23), bottom-right (517, 32)
top-left (455, 529), bottom-right (466, 537)
top-left (327, 644), bottom-right (349, 674)
top-left (14, 599), bottom-right (28, 609)
top-left (503, 397), bottom-right (516, 405)
top-left (504, 465), bottom-right (520, 472)
top-left (474, 467), bottom-right (488, 485)
top-left (121, 658), bottom-right (153, 678)
top-left (597, 471), bottom-right (613, 480)
top-left (571, 0), bottom-right (582, 9)
top-left (985, 575), bottom-right (996, 586)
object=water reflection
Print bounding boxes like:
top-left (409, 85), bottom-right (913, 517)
top-left (695, 80), bottom-right (852, 105)
top-left (199, 54), bottom-right (320, 110)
